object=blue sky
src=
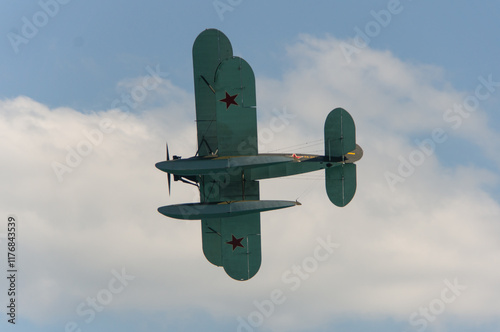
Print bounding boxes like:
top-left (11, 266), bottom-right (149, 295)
top-left (1, 1), bottom-right (500, 332)
top-left (2, 0), bottom-right (499, 108)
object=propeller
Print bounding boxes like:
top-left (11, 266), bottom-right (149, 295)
top-left (166, 143), bottom-right (171, 195)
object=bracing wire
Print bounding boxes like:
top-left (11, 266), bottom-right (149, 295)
top-left (266, 138), bottom-right (324, 153)
top-left (295, 176), bottom-right (324, 202)
top-left (269, 172), bottom-right (325, 202)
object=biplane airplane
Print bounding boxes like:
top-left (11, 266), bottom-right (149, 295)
top-left (156, 29), bottom-right (362, 280)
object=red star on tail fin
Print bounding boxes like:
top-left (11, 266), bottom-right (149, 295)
top-left (220, 92), bottom-right (238, 109)
top-left (226, 235), bottom-right (244, 250)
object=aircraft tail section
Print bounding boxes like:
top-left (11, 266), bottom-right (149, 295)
top-left (324, 107), bottom-right (358, 207)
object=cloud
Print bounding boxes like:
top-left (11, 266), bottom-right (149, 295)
top-left (1, 34), bottom-right (499, 331)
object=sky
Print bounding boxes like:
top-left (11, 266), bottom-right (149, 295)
top-left (1, 1), bottom-right (500, 331)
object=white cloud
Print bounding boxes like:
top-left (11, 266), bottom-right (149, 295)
top-left (1, 34), bottom-right (499, 331)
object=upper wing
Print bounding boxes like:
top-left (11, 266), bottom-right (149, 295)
top-left (192, 29), bottom-right (258, 157)
top-left (192, 29), bottom-right (233, 157)
top-left (193, 29), bottom-right (261, 280)
top-left (221, 213), bottom-right (261, 280)
top-left (201, 213), bottom-right (261, 281)
top-left (200, 173), bottom-right (261, 280)
top-left (213, 57), bottom-right (258, 156)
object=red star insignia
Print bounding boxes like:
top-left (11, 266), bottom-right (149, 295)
top-left (219, 92), bottom-right (238, 109)
top-left (226, 235), bottom-right (244, 250)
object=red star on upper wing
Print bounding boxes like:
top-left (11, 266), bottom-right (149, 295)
top-left (226, 235), bottom-right (244, 250)
top-left (219, 92), bottom-right (238, 109)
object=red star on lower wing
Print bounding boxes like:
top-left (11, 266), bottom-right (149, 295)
top-left (219, 92), bottom-right (238, 109)
top-left (226, 235), bottom-right (244, 250)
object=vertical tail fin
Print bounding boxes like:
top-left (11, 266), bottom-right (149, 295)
top-left (324, 108), bottom-right (358, 207)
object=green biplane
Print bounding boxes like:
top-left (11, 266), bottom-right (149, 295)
top-left (156, 29), bottom-right (363, 281)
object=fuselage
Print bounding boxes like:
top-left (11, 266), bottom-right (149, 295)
top-left (155, 144), bottom-right (363, 182)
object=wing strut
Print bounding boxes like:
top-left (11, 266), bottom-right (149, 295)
top-left (195, 137), bottom-right (216, 157)
top-left (207, 226), bottom-right (221, 236)
top-left (178, 177), bottom-right (199, 188)
top-left (200, 75), bottom-right (216, 94)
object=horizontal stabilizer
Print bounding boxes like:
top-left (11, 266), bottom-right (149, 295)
top-left (159, 200), bottom-right (300, 220)
top-left (325, 163), bottom-right (357, 207)
top-left (324, 107), bottom-right (356, 160)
